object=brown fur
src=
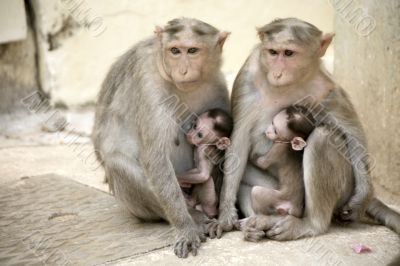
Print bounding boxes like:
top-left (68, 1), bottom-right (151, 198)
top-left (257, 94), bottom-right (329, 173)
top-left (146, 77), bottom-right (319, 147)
top-left (178, 109), bottom-right (233, 219)
top-left (250, 106), bottom-right (316, 218)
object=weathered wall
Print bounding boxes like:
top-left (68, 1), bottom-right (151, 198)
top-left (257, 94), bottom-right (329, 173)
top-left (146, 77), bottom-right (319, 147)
top-left (333, 0), bottom-right (400, 200)
top-left (31, 0), bottom-right (334, 107)
top-left (0, 0), bottom-right (27, 44)
top-left (0, 1), bottom-right (39, 114)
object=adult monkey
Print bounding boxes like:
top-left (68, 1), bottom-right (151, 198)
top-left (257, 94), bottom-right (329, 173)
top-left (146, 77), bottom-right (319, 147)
top-left (211, 18), bottom-right (400, 240)
top-left (93, 18), bottom-right (230, 258)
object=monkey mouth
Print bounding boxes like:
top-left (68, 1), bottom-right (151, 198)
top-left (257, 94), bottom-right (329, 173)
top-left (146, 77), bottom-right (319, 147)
top-left (175, 80), bottom-right (199, 91)
top-left (179, 80), bottom-right (198, 84)
top-left (270, 80), bottom-right (290, 87)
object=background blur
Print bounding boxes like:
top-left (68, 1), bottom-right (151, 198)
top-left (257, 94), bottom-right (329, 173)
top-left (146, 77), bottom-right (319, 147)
top-left (0, 0), bottom-right (399, 202)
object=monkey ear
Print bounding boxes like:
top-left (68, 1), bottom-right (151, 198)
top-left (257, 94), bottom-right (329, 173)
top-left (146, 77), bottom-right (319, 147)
top-left (277, 207), bottom-right (288, 215)
top-left (154, 26), bottom-right (163, 40)
top-left (216, 137), bottom-right (231, 150)
top-left (217, 31), bottom-right (231, 50)
top-left (319, 33), bottom-right (335, 57)
top-left (291, 137), bottom-right (307, 151)
top-left (256, 27), bottom-right (264, 41)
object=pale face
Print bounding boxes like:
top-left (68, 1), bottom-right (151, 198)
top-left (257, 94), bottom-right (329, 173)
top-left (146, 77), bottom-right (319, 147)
top-left (260, 30), bottom-right (317, 87)
top-left (265, 110), bottom-right (293, 141)
top-left (163, 39), bottom-right (209, 89)
top-left (186, 114), bottom-right (219, 146)
top-left (156, 25), bottom-right (229, 92)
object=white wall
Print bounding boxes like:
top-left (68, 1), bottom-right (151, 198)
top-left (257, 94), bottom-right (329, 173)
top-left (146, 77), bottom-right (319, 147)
top-left (334, 0), bottom-right (400, 200)
top-left (0, 0), bottom-right (27, 44)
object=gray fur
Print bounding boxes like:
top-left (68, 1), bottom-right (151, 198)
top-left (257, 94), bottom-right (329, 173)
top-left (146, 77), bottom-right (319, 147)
top-left (214, 18), bottom-right (399, 240)
top-left (93, 18), bottom-right (229, 257)
top-left (257, 17), bottom-right (322, 47)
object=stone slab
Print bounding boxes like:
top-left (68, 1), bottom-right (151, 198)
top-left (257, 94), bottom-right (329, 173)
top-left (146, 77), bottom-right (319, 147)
top-left (0, 174), bottom-right (174, 266)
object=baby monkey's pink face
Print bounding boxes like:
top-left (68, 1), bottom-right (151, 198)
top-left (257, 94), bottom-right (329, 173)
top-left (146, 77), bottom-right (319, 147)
top-left (265, 109), bottom-right (293, 141)
top-left (187, 113), bottom-right (219, 146)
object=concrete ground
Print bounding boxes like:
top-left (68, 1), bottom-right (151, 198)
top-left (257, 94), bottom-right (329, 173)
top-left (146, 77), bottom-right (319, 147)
top-left (0, 110), bottom-right (399, 265)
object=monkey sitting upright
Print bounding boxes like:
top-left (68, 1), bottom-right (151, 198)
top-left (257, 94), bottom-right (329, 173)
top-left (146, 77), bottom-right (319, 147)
top-left (178, 108), bottom-right (233, 218)
top-left (251, 105), bottom-right (316, 218)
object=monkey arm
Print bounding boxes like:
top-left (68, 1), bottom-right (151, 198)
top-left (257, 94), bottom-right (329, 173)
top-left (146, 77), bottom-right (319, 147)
top-left (177, 169), bottom-right (210, 184)
top-left (338, 133), bottom-right (373, 220)
top-left (140, 145), bottom-right (194, 227)
top-left (138, 97), bottom-right (196, 232)
top-left (253, 143), bottom-right (285, 170)
top-left (215, 105), bottom-right (254, 236)
top-left (177, 169), bottom-right (200, 187)
top-left (254, 148), bottom-right (277, 170)
top-left (317, 90), bottom-right (373, 221)
top-left (178, 159), bottom-right (213, 184)
top-left (177, 168), bottom-right (200, 178)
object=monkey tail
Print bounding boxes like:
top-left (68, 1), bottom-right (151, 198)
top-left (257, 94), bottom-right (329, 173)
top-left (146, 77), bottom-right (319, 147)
top-left (366, 197), bottom-right (400, 234)
top-left (387, 253), bottom-right (400, 266)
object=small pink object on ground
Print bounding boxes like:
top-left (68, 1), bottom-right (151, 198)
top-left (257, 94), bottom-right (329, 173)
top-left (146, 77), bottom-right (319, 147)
top-left (352, 244), bottom-right (372, 254)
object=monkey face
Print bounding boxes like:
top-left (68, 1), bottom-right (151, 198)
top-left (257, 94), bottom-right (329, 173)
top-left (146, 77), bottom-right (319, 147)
top-left (259, 31), bottom-right (318, 87)
top-left (156, 25), bottom-right (230, 92)
top-left (163, 41), bottom-right (207, 88)
top-left (265, 124), bottom-right (278, 140)
top-left (186, 114), bottom-right (218, 146)
top-left (265, 110), bottom-right (293, 141)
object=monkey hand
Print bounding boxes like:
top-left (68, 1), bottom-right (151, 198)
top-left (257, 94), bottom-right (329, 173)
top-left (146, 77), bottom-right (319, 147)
top-left (207, 207), bottom-right (238, 239)
top-left (255, 156), bottom-right (268, 169)
top-left (174, 224), bottom-right (206, 258)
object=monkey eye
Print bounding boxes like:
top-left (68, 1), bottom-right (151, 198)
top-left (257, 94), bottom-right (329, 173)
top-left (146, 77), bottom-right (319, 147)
top-left (191, 118), bottom-right (198, 129)
top-left (271, 121), bottom-right (278, 135)
top-left (170, 47), bottom-right (181, 54)
top-left (188, 47), bottom-right (199, 54)
top-left (268, 49), bottom-right (278, 56)
top-left (197, 132), bottom-right (203, 138)
top-left (284, 50), bottom-right (294, 57)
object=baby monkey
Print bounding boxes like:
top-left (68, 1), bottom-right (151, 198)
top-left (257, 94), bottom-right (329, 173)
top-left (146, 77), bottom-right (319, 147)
top-left (252, 105), bottom-right (316, 217)
top-left (178, 108), bottom-right (233, 218)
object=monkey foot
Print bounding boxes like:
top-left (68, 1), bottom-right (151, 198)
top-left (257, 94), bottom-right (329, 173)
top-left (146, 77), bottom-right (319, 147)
top-left (244, 227), bottom-right (266, 242)
top-left (174, 228), bottom-right (203, 258)
top-left (209, 208), bottom-right (238, 239)
top-left (337, 203), bottom-right (363, 222)
top-left (266, 215), bottom-right (305, 241)
top-left (239, 215), bottom-right (276, 242)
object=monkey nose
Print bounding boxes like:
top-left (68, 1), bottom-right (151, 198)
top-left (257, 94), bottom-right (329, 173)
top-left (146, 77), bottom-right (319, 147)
top-left (179, 68), bottom-right (188, 75)
top-left (274, 72), bottom-right (283, 79)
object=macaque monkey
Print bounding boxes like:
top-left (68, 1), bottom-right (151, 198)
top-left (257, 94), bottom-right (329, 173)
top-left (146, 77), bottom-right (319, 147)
top-left (178, 108), bottom-right (233, 218)
top-left (210, 18), bottom-right (400, 241)
top-left (93, 18), bottom-right (230, 258)
top-left (251, 105), bottom-right (315, 218)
